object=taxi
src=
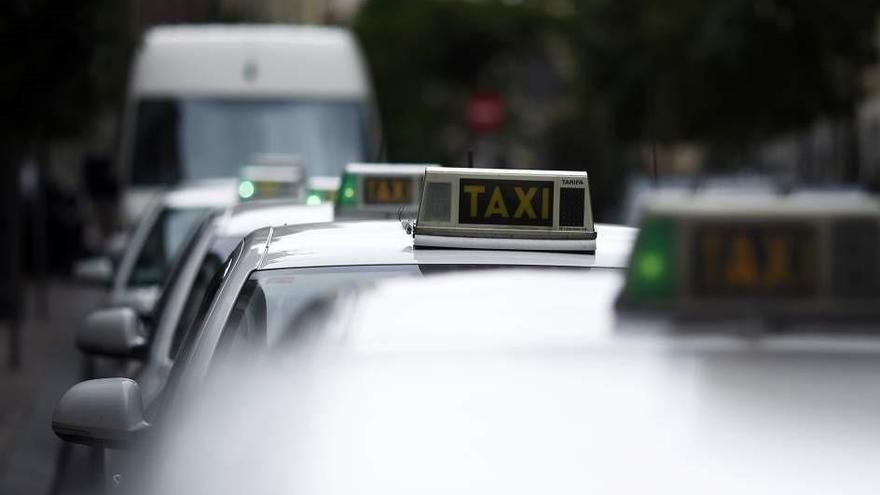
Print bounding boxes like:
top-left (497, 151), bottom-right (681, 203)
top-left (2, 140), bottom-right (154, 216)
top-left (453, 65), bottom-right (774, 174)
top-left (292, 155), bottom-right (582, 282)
top-left (62, 197), bottom-right (333, 492)
top-left (123, 189), bottom-right (880, 494)
top-left (51, 168), bottom-right (636, 479)
top-left (236, 154), bottom-right (308, 203)
top-left (79, 179), bottom-right (237, 317)
top-left (616, 189), bottom-right (880, 323)
top-left (159, 167), bottom-right (626, 397)
top-left (335, 162), bottom-right (438, 219)
top-left (77, 200), bottom-right (333, 400)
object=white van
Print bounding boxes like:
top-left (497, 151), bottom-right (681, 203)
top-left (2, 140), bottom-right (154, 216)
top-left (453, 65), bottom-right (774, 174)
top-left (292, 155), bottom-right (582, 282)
top-left (118, 24), bottom-right (380, 222)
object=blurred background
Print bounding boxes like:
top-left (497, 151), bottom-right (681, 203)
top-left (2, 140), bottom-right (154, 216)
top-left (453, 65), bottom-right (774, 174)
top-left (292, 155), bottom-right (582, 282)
top-left (0, 0), bottom-right (877, 491)
top-left (2, 0), bottom-right (879, 275)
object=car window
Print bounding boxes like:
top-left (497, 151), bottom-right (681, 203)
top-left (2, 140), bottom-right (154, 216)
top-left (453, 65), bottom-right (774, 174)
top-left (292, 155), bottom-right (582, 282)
top-left (168, 252), bottom-right (226, 360)
top-left (150, 215), bottom-right (214, 328)
top-left (150, 240), bottom-right (245, 423)
top-left (128, 207), bottom-right (209, 288)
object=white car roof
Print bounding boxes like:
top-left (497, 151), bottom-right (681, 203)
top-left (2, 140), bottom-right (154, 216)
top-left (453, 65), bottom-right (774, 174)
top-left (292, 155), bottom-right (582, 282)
top-left (336, 269), bottom-right (626, 351)
top-left (642, 189), bottom-right (879, 217)
top-left (148, 269), bottom-right (880, 494)
top-left (260, 221), bottom-right (637, 270)
top-left (216, 202), bottom-right (334, 238)
top-left (134, 24), bottom-right (369, 98)
top-left (163, 179), bottom-right (238, 210)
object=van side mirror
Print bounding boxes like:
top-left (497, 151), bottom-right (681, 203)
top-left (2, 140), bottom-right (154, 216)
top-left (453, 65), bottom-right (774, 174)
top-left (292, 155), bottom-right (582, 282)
top-left (73, 256), bottom-right (114, 287)
top-left (52, 378), bottom-right (150, 449)
top-left (77, 307), bottom-right (147, 358)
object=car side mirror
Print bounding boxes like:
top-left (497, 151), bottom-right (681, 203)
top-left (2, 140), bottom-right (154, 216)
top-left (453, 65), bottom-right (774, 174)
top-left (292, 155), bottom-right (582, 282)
top-left (52, 378), bottom-right (150, 449)
top-left (104, 230), bottom-right (129, 264)
top-left (77, 307), bottom-right (147, 358)
top-left (109, 286), bottom-right (161, 322)
top-left (72, 256), bottom-right (114, 287)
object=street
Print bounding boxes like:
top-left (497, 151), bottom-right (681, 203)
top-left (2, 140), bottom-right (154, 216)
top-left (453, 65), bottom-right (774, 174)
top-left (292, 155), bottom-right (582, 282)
top-left (0, 282), bottom-right (102, 494)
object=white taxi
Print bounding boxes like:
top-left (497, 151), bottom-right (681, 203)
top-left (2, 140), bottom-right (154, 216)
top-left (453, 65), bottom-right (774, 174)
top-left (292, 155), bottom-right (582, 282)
top-left (52, 167), bottom-right (637, 490)
top-left (130, 189), bottom-right (880, 494)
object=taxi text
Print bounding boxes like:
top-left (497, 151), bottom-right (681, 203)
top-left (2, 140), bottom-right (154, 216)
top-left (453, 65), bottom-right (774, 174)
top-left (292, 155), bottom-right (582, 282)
top-left (458, 178), bottom-right (554, 226)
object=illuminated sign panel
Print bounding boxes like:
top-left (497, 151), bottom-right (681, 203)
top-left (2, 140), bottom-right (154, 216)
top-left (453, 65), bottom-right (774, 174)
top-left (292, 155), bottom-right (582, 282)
top-left (458, 179), bottom-right (554, 227)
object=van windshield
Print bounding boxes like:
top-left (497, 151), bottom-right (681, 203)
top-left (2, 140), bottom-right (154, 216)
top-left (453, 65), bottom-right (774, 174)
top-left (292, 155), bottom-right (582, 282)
top-left (131, 98), bottom-right (367, 185)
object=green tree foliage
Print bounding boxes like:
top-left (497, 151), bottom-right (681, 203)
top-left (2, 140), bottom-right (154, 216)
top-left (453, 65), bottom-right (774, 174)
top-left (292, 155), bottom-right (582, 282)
top-left (355, 0), bottom-right (877, 186)
top-left (574, 0), bottom-right (878, 145)
top-left (355, 0), bottom-right (559, 162)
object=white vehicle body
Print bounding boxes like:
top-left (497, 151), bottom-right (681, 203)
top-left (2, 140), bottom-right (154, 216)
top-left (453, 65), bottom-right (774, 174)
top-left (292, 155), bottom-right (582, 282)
top-left (119, 24), bottom-right (379, 223)
top-left (109, 179), bottom-right (237, 315)
top-left (147, 269), bottom-right (880, 494)
top-left (137, 201), bottom-right (334, 404)
top-left (261, 221), bottom-right (633, 270)
top-left (162, 221), bottom-right (635, 399)
top-left (101, 201), bottom-right (334, 493)
top-left (56, 219), bottom-right (638, 494)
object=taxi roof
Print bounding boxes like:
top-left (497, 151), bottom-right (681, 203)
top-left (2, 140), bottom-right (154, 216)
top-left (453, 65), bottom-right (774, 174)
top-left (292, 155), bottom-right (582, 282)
top-left (259, 220), bottom-right (636, 271)
top-left (344, 163), bottom-right (435, 175)
top-left (333, 270), bottom-right (625, 351)
top-left (163, 179), bottom-right (238, 210)
top-left (150, 269), bottom-right (880, 494)
top-left (642, 190), bottom-right (880, 217)
top-left (335, 270), bottom-right (880, 350)
top-left (216, 202), bottom-right (334, 238)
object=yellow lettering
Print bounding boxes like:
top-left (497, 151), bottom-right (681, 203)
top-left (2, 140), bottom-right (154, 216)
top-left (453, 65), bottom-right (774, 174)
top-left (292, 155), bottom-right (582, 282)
top-left (542, 188), bottom-right (550, 219)
top-left (463, 185), bottom-right (485, 217)
top-left (377, 181), bottom-right (391, 202)
top-left (392, 180), bottom-right (407, 202)
top-left (485, 186), bottom-right (509, 218)
top-left (727, 234), bottom-right (759, 288)
top-left (763, 236), bottom-right (792, 289)
top-left (261, 182), bottom-right (278, 196)
top-left (513, 187), bottom-right (537, 219)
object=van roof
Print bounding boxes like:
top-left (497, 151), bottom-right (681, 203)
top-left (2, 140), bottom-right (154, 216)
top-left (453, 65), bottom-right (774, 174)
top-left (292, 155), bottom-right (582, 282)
top-left (133, 24), bottom-right (369, 99)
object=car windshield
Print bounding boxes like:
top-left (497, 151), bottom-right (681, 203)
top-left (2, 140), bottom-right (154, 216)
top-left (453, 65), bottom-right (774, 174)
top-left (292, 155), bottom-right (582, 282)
top-left (131, 97), bottom-right (367, 185)
top-left (214, 265), bottom-right (608, 361)
top-left (127, 207), bottom-right (210, 288)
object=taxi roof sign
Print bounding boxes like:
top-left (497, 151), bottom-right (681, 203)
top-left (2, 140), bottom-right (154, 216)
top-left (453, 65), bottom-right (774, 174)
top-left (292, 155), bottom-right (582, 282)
top-left (413, 167), bottom-right (596, 252)
top-left (336, 163), bottom-right (439, 219)
top-left (306, 176), bottom-right (341, 206)
top-left (617, 190), bottom-right (880, 320)
top-left (238, 154), bottom-right (307, 203)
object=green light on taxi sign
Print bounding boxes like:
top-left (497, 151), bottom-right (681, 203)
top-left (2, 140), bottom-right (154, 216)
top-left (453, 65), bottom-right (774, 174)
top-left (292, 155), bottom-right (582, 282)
top-left (616, 191), bottom-right (880, 321)
top-left (624, 217), bottom-right (678, 301)
top-left (238, 180), bottom-right (256, 200)
top-left (306, 192), bottom-right (323, 206)
top-left (338, 172), bottom-right (358, 207)
top-left (637, 251), bottom-right (666, 281)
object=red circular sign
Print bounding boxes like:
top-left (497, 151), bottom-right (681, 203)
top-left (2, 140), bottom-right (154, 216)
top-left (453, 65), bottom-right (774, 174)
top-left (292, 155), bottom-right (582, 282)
top-left (465, 92), bottom-right (505, 134)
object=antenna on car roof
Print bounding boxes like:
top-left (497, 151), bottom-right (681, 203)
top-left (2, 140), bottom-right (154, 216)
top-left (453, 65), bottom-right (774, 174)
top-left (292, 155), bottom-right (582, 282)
top-left (651, 140), bottom-right (659, 187)
top-left (467, 150), bottom-right (474, 168)
top-left (645, 84), bottom-right (659, 187)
